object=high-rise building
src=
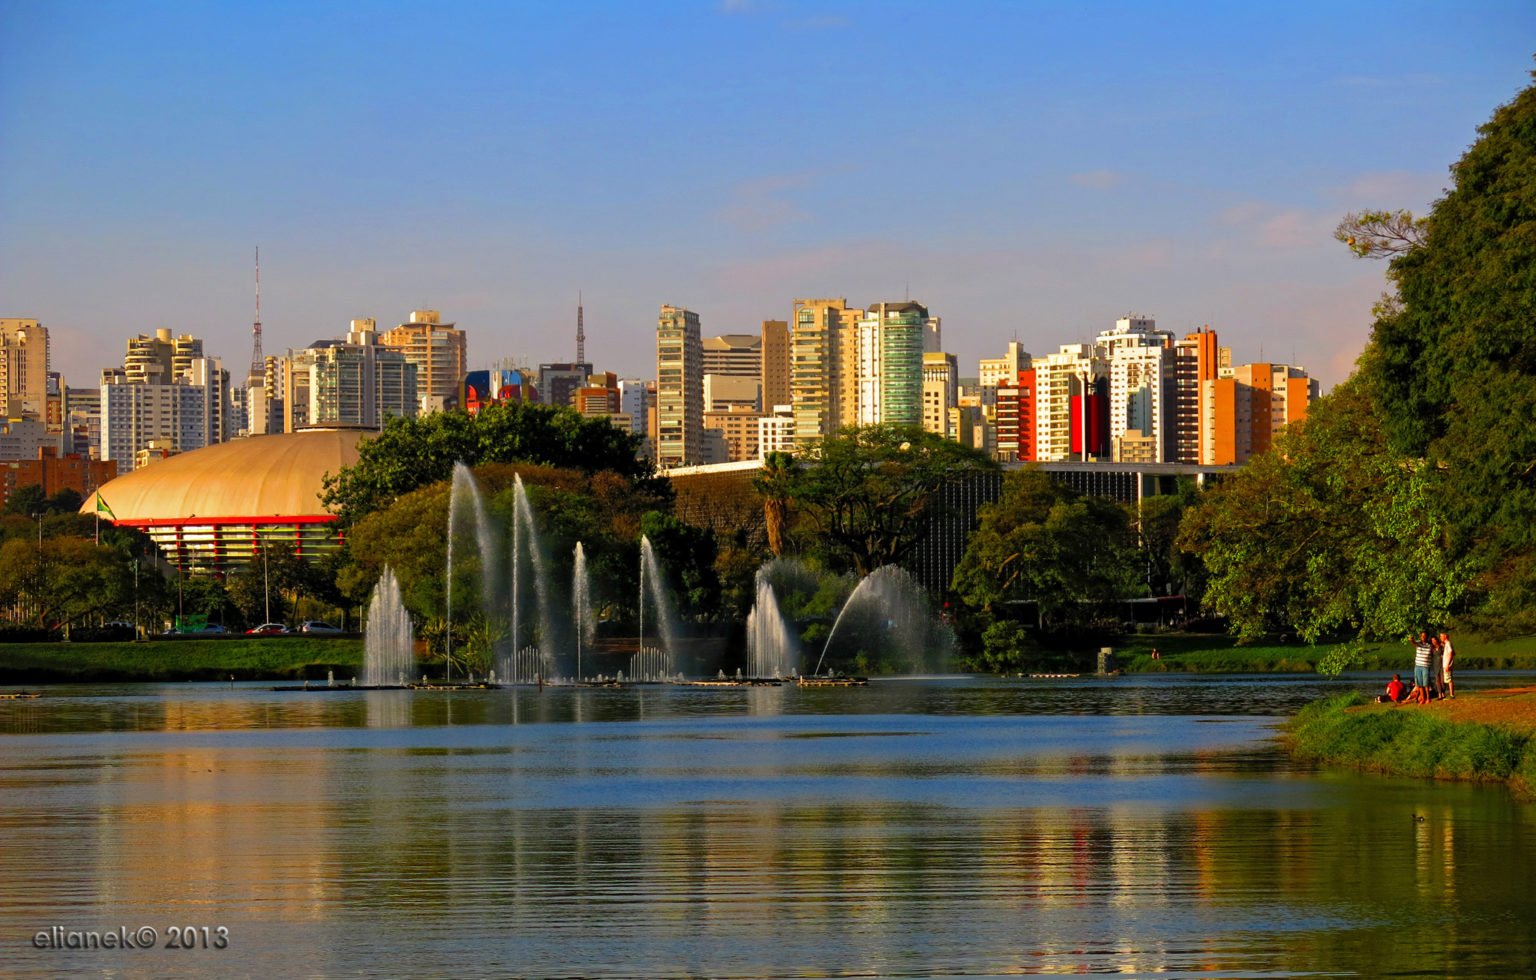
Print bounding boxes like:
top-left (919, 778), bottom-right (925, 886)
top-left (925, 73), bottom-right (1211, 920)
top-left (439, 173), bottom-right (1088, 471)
top-left (284, 320), bottom-right (418, 431)
top-left (122, 329), bottom-right (203, 386)
top-left (1201, 361), bottom-right (1318, 464)
top-left (758, 404), bottom-right (796, 459)
top-left (995, 368), bottom-right (1037, 462)
top-left (1095, 316), bottom-right (1174, 463)
top-left (978, 341), bottom-right (1030, 404)
top-left (760, 319), bottom-right (790, 410)
top-left (655, 305), bottom-right (703, 468)
top-left (703, 406), bottom-right (762, 462)
top-left (618, 379), bottom-right (649, 437)
top-left (574, 372), bottom-right (622, 418)
top-left (703, 374), bottom-right (760, 412)
top-left (536, 362), bottom-right (594, 409)
top-left (790, 298), bottom-right (861, 447)
top-left (380, 310), bottom-right (467, 414)
top-left (922, 352), bottom-right (958, 438)
top-left (0, 318), bottom-right (50, 419)
top-left (702, 334), bottom-right (762, 378)
top-left (855, 301), bottom-right (927, 428)
top-left (1032, 344), bottom-right (1105, 461)
top-left (1168, 327), bottom-right (1218, 463)
top-left (100, 381), bottom-right (208, 471)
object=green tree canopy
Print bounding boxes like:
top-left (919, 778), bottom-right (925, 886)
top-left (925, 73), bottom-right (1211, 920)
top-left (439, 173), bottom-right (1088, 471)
top-left (321, 401), bottom-right (660, 525)
top-left (1176, 382), bottom-right (1466, 643)
top-left (950, 467), bottom-right (1143, 629)
top-left (1347, 67), bottom-right (1536, 627)
top-left (765, 425), bottom-right (995, 577)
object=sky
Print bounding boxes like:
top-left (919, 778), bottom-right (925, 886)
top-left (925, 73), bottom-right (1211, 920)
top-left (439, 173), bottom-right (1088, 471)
top-left (2, 1), bottom-right (1533, 393)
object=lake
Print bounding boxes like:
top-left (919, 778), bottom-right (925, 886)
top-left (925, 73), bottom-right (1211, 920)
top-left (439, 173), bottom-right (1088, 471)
top-left (3, 673), bottom-right (1535, 977)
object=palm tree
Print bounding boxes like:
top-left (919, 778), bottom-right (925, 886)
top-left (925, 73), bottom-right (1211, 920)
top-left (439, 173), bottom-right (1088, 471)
top-left (754, 451), bottom-right (797, 558)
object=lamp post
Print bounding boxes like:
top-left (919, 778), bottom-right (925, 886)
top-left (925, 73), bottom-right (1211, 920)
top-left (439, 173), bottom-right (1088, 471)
top-left (261, 534), bottom-right (271, 624)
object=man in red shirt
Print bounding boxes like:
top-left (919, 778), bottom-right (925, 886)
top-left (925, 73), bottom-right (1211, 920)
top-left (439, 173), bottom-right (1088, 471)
top-left (1385, 673), bottom-right (1407, 703)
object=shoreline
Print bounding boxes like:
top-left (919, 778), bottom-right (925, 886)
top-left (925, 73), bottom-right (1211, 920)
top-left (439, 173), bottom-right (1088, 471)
top-left (1284, 688), bottom-right (1536, 799)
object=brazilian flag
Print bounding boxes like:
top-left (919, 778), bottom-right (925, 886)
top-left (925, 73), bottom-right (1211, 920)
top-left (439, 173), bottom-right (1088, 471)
top-left (95, 494), bottom-right (116, 520)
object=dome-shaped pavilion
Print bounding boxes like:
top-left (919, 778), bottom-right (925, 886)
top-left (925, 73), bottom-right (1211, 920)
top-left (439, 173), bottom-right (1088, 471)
top-left (82, 428), bottom-right (369, 572)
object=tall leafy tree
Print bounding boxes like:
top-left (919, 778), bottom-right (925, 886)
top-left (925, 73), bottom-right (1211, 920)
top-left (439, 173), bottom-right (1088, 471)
top-left (1346, 68), bottom-right (1536, 628)
top-left (322, 401), bottom-right (661, 525)
top-left (951, 467), bottom-right (1142, 629)
top-left (772, 425), bottom-right (995, 577)
top-left (1176, 382), bottom-right (1467, 643)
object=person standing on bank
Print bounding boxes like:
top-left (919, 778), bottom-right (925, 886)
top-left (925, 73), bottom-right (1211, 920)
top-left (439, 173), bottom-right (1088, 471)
top-left (1412, 632), bottom-right (1434, 702)
top-left (1440, 631), bottom-right (1456, 699)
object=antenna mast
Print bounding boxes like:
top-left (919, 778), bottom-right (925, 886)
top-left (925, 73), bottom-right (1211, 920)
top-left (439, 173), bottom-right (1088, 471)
top-left (248, 246), bottom-right (264, 386)
top-left (576, 291), bottom-right (586, 365)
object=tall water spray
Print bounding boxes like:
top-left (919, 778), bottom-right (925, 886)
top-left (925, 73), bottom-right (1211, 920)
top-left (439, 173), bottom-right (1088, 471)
top-left (815, 565), bottom-right (953, 675)
top-left (448, 463), bottom-right (499, 679)
top-left (512, 474), bottom-right (560, 671)
top-left (638, 535), bottom-right (679, 677)
top-left (573, 541), bottom-right (594, 682)
top-left (362, 566), bottom-right (414, 687)
top-left (746, 569), bottom-right (797, 678)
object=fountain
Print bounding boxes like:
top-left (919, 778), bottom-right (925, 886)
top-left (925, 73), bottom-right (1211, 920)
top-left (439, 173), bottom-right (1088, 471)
top-left (814, 565), bottom-right (953, 677)
top-left (638, 535), bottom-right (679, 678)
top-left (448, 463), bottom-right (499, 680)
top-left (573, 542), bottom-right (594, 682)
top-left (746, 567), bottom-right (797, 678)
top-left (511, 474), bottom-right (561, 673)
top-left (362, 566), bottom-right (414, 687)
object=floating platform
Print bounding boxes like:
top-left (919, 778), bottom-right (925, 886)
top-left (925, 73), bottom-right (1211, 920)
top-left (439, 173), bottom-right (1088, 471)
top-left (796, 676), bottom-right (868, 687)
top-left (0, 691), bottom-right (41, 700)
top-left (683, 678), bottom-right (786, 687)
top-left (1027, 673), bottom-right (1082, 679)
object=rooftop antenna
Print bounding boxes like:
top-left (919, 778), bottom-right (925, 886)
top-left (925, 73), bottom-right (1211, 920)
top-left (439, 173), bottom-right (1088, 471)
top-left (247, 246), bottom-right (264, 387)
top-left (576, 291), bottom-right (585, 365)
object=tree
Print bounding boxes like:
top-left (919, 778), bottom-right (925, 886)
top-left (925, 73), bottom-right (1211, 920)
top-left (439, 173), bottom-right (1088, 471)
top-left (321, 401), bottom-right (662, 525)
top-left (1176, 382), bottom-right (1467, 643)
top-left (773, 425), bottom-right (996, 577)
top-left (1334, 209), bottom-right (1428, 259)
top-left (754, 451), bottom-right (798, 558)
top-left (0, 536), bottom-right (136, 630)
top-left (951, 468), bottom-right (1143, 630)
top-left (1, 484), bottom-right (46, 518)
top-left (1343, 68), bottom-right (1536, 628)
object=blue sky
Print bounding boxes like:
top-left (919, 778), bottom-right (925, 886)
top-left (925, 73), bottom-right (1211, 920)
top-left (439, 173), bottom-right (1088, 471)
top-left (2, 1), bottom-right (1532, 391)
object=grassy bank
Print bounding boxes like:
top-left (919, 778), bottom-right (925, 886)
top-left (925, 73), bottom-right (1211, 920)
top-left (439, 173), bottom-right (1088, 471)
top-left (1112, 633), bottom-right (1536, 673)
top-left (0, 637), bottom-right (363, 683)
top-left (1285, 691), bottom-right (1536, 797)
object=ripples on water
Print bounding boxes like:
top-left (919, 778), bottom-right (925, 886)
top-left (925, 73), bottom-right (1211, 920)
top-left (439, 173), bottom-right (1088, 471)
top-left (2, 674), bottom-right (1535, 978)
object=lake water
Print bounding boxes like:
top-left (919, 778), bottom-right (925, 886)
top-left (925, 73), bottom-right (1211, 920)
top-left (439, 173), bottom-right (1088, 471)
top-left (3, 673), bottom-right (1536, 978)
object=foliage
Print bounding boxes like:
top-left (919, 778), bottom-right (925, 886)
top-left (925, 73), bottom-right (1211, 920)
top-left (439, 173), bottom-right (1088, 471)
top-left (1, 485), bottom-right (88, 518)
top-left (1177, 382), bottom-right (1468, 644)
top-left (321, 401), bottom-right (660, 525)
top-left (1339, 71), bottom-right (1536, 628)
top-left (770, 425), bottom-right (995, 576)
top-left (755, 451), bottom-right (798, 558)
top-left (1137, 478), bottom-right (1205, 602)
top-left (0, 536), bottom-right (138, 630)
top-left (640, 511), bottom-right (721, 623)
top-left (337, 463), bottom-right (678, 634)
top-left (1333, 209), bottom-right (1428, 259)
top-left (951, 467), bottom-right (1143, 629)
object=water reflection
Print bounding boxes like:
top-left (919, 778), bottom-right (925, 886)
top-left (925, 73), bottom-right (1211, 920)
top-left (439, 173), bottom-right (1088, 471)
top-left (1, 678), bottom-right (1535, 977)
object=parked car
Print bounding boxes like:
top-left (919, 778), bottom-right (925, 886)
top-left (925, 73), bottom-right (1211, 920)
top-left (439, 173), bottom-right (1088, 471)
top-left (197, 624), bottom-right (230, 634)
top-left (300, 620), bottom-right (343, 634)
top-left (246, 623), bottom-right (290, 635)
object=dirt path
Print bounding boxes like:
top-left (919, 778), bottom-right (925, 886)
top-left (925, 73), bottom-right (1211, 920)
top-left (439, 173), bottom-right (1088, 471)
top-left (1374, 686), bottom-right (1536, 734)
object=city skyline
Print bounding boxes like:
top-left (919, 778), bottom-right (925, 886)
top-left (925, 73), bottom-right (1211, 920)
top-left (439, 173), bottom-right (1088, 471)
top-left (2, 2), bottom-right (1533, 392)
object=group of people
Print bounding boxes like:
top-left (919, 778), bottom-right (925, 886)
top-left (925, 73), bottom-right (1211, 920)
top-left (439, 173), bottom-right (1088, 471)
top-left (1382, 631), bottom-right (1455, 704)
